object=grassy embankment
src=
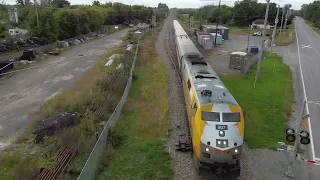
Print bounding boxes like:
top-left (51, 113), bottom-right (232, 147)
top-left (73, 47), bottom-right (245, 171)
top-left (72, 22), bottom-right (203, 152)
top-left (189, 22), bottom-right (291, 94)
top-left (220, 52), bottom-right (294, 149)
top-left (0, 35), bottom-right (131, 180)
top-left (306, 21), bottom-right (320, 35)
top-left (274, 24), bottom-right (295, 46)
top-left (98, 35), bottom-right (173, 179)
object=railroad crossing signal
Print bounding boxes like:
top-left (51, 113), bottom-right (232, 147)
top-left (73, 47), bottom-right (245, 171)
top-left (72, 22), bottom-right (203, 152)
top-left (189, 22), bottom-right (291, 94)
top-left (286, 128), bottom-right (310, 145)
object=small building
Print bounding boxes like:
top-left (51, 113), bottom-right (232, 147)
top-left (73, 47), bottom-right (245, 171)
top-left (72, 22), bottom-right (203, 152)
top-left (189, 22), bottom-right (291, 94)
top-left (251, 19), bottom-right (271, 29)
top-left (229, 52), bottom-right (248, 70)
top-left (8, 28), bottom-right (28, 36)
top-left (202, 25), bottom-right (229, 40)
top-left (209, 33), bottom-right (223, 45)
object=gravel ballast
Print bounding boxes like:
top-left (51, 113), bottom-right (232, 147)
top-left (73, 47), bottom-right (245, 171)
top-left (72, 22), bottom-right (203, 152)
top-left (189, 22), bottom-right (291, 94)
top-left (155, 15), bottom-right (200, 180)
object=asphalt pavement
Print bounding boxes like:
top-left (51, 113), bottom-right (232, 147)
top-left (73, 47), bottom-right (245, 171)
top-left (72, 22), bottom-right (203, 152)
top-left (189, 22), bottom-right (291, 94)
top-left (294, 17), bottom-right (320, 161)
top-left (0, 29), bottom-right (128, 150)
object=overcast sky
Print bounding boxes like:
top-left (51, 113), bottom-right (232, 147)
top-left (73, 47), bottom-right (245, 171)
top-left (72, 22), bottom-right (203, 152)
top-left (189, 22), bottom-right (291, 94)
top-left (5, 0), bottom-right (314, 10)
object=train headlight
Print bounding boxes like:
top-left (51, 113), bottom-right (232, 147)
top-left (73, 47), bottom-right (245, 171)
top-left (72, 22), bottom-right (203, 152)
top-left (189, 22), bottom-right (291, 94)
top-left (216, 139), bottom-right (229, 148)
top-left (219, 130), bottom-right (225, 137)
top-left (205, 148), bottom-right (209, 152)
top-left (235, 149), bottom-right (238, 153)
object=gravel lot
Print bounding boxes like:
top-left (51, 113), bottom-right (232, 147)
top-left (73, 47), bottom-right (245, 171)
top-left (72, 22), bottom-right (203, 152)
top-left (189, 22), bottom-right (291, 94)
top-left (189, 33), bottom-right (264, 76)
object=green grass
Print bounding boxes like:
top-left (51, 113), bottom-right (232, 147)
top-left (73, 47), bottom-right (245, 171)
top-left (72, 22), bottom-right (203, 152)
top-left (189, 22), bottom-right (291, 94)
top-left (220, 52), bottom-right (294, 149)
top-left (99, 35), bottom-right (173, 180)
top-left (229, 27), bottom-right (250, 35)
top-left (274, 24), bottom-right (295, 46)
top-left (307, 22), bottom-right (320, 35)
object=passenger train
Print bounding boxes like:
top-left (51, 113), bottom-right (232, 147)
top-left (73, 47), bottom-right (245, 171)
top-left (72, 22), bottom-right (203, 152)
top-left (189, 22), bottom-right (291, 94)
top-left (172, 20), bottom-right (245, 174)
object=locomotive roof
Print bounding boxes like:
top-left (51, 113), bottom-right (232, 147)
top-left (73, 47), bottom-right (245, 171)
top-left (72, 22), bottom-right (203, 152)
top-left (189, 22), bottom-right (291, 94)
top-left (187, 62), bottom-right (239, 106)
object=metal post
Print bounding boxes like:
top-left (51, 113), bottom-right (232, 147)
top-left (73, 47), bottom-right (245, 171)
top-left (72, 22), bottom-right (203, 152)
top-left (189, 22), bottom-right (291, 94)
top-left (262, 0), bottom-right (270, 37)
top-left (247, 24), bottom-right (250, 53)
top-left (280, 7), bottom-right (284, 35)
top-left (36, 5), bottom-right (39, 27)
top-left (284, 10), bottom-right (289, 32)
top-left (256, 0), bottom-right (270, 81)
top-left (294, 100), bottom-right (306, 151)
top-left (270, 6), bottom-right (280, 55)
top-left (214, 0), bottom-right (221, 45)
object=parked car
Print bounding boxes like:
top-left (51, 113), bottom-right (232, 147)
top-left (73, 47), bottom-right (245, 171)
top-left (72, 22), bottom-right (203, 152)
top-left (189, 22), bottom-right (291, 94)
top-left (253, 31), bottom-right (270, 36)
top-left (253, 31), bottom-right (262, 36)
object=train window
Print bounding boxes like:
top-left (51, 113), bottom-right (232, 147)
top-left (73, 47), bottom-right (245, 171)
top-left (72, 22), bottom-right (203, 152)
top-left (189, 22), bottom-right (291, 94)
top-left (187, 79), bottom-right (191, 90)
top-left (201, 112), bottom-right (220, 122)
top-left (222, 112), bottom-right (240, 122)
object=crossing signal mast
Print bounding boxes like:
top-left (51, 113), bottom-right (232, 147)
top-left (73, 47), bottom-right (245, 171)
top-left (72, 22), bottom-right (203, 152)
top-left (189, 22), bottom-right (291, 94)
top-left (285, 128), bottom-right (310, 146)
top-left (278, 100), bottom-right (320, 178)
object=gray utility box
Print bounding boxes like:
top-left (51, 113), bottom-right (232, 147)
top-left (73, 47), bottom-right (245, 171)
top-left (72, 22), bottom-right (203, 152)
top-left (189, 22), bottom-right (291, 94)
top-left (229, 52), bottom-right (249, 70)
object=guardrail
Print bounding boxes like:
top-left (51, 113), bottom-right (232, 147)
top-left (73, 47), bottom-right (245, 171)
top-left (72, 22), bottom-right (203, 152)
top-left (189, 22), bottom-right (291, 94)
top-left (77, 36), bottom-right (141, 180)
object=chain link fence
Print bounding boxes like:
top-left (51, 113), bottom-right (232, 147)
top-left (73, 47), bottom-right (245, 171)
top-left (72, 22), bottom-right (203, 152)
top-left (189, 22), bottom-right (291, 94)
top-left (77, 35), bottom-right (141, 180)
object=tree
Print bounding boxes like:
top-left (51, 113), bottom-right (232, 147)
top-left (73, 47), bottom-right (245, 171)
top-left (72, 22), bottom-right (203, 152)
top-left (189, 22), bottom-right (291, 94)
top-left (302, 1), bottom-right (320, 28)
top-left (38, 0), bottom-right (52, 6)
top-left (28, 9), bottom-right (58, 43)
top-left (77, 6), bottom-right (104, 31)
top-left (0, 4), bottom-right (8, 20)
top-left (16, 0), bottom-right (32, 6)
top-left (92, 0), bottom-right (101, 6)
top-left (51, 0), bottom-right (70, 8)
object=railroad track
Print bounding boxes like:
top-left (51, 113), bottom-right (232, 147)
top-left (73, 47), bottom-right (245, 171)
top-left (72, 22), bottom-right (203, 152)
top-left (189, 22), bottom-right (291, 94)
top-left (164, 27), bottom-right (181, 81)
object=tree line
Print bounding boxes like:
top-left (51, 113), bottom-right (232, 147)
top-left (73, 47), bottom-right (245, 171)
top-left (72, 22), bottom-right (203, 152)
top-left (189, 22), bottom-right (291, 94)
top-left (301, 1), bottom-right (320, 29)
top-left (178, 0), bottom-right (294, 28)
top-left (0, 1), bottom-right (169, 43)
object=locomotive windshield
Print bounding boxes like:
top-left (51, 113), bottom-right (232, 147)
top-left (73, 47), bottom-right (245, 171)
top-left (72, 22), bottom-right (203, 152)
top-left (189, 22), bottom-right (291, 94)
top-left (222, 112), bottom-right (240, 122)
top-left (201, 111), bottom-right (220, 121)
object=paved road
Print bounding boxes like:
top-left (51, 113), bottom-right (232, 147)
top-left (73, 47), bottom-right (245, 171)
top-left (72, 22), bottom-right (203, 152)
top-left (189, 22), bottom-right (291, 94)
top-left (294, 17), bottom-right (320, 161)
top-left (0, 29), bottom-right (128, 149)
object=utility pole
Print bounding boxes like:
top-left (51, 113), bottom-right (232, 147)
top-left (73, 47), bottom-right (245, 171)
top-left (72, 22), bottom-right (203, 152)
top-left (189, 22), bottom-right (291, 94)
top-left (214, 0), bottom-right (221, 45)
top-left (262, 0), bottom-right (270, 37)
top-left (280, 7), bottom-right (284, 35)
top-left (36, 6), bottom-right (39, 27)
top-left (189, 15), bottom-right (194, 35)
top-left (294, 100), bottom-right (307, 151)
top-left (189, 14), bottom-right (191, 34)
top-left (256, 0), bottom-right (270, 81)
top-left (270, 5), bottom-right (280, 55)
top-left (284, 9), bottom-right (289, 32)
top-left (247, 24), bottom-right (251, 53)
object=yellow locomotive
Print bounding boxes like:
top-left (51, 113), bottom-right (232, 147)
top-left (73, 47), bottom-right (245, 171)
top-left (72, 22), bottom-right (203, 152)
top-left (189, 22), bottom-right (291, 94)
top-left (173, 20), bottom-right (245, 174)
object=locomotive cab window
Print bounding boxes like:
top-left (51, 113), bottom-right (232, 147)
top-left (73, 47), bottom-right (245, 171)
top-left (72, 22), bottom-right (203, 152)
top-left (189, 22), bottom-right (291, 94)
top-left (187, 79), bottom-right (191, 90)
top-left (201, 112), bottom-right (220, 122)
top-left (222, 112), bottom-right (240, 122)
